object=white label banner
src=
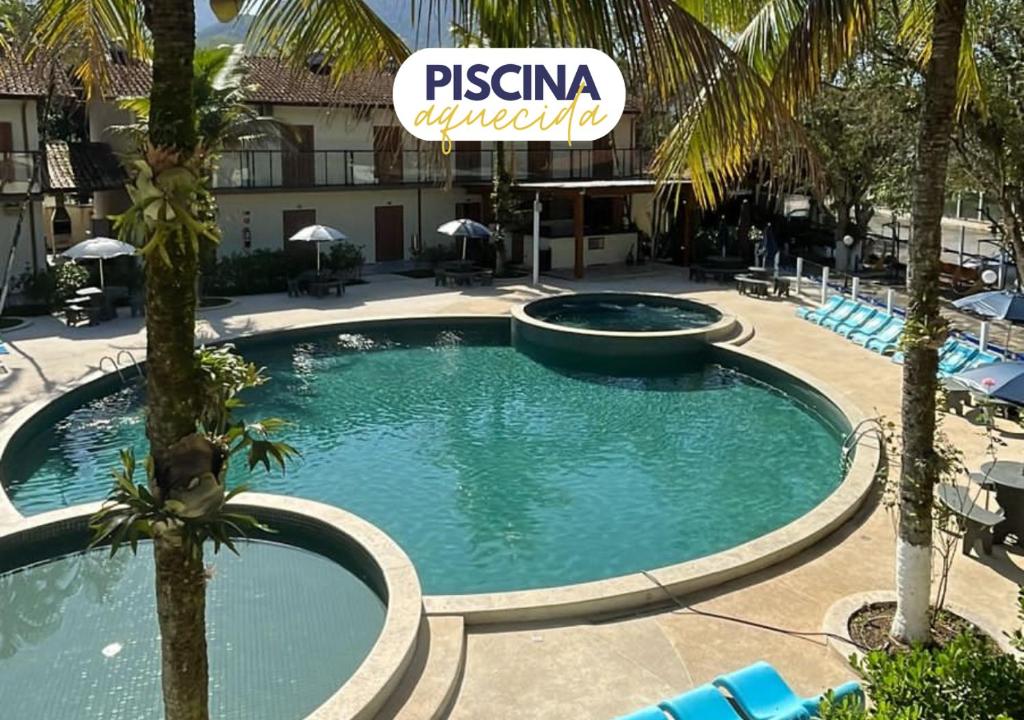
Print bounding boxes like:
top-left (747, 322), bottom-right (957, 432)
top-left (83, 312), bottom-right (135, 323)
top-left (392, 48), bottom-right (626, 152)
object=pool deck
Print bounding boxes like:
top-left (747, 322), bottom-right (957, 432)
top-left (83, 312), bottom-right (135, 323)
top-left (2, 266), bottom-right (1022, 719)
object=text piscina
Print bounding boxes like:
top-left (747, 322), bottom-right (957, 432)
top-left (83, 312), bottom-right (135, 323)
top-left (392, 48), bottom-right (626, 153)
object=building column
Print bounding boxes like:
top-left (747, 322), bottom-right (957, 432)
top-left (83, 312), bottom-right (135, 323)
top-left (573, 191), bottom-right (584, 279)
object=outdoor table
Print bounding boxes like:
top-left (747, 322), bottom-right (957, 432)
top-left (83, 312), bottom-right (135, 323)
top-left (77, 286), bottom-right (104, 297)
top-left (309, 276), bottom-right (344, 298)
top-left (979, 460), bottom-right (1024, 543)
top-left (747, 266), bottom-right (770, 277)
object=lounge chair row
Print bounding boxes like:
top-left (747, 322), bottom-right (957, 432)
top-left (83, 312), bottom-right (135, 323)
top-left (0, 335), bottom-right (8, 374)
top-left (617, 661), bottom-right (862, 720)
top-left (797, 295), bottom-right (1001, 375)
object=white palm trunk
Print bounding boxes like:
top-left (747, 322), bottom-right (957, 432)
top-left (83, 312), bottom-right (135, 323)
top-left (891, 539), bottom-right (932, 644)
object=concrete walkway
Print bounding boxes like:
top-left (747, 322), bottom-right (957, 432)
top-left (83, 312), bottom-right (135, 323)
top-left (2, 267), bottom-right (1022, 719)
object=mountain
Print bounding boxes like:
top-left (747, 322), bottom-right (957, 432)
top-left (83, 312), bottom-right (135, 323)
top-left (194, 0), bottom-right (451, 49)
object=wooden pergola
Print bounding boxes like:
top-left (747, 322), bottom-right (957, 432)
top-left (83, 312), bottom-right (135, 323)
top-left (517, 178), bottom-right (696, 280)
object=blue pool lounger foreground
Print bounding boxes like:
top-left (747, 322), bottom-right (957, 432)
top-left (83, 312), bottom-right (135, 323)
top-left (615, 661), bottom-right (863, 720)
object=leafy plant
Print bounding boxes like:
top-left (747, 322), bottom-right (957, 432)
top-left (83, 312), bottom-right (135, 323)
top-left (202, 250), bottom-right (308, 296)
top-left (819, 634), bottom-right (1024, 720)
top-left (54, 261), bottom-right (89, 301)
top-left (327, 241), bottom-right (365, 276)
top-left (90, 344), bottom-right (297, 559)
top-left (15, 269), bottom-right (57, 307)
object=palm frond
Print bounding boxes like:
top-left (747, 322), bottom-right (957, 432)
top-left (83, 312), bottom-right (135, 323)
top-left (29, 0), bottom-right (147, 100)
top-left (898, 0), bottom-right (981, 114)
top-left (731, 0), bottom-right (806, 79)
top-left (244, 0), bottom-right (410, 88)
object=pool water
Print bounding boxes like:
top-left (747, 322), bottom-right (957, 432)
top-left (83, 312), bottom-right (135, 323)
top-left (0, 540), bottom-right (385, 720)
top-left (528, 296), bottom-right (719, 332)
top-left (5, 324), bottom-right (844, 595)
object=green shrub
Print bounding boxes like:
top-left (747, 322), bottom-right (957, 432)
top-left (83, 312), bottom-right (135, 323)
top-left (15, 270), bottom-right (57, 307)
top-left (327, 241), bottom-right (365, 276)
top-left (55, 262), bottom-right (90, 301)
top-left (414, 243), bottom-right (459, 266)
top-left (202, 250), bottom-right (306, 296)
top-left (820, 634), bottom-right (1024, 720)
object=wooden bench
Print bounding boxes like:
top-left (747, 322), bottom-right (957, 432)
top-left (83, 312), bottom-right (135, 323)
top-left (309, 278), bottom-right (344, 297)
top-left (773, 276), bottom-right (792, 297)
top-left (735, 274), bottom-right (771, 298)
top-left (937, 483), bottom-right (1004, 556)
top-left (939, 261), bottom-right (983, 295)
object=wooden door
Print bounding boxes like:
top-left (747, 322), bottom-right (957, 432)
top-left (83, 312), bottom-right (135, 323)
top-left (455, 141), bottom-right (482, 180)
top-left (527, 141), bottom-right (551, 179)
top-left (374, 126), bottom-right (403, 184)
top-left (283, 208), bottom-right (317, 268)
top-left (592, 134), bottom-right (613, 179)
top-left (0, 122), bottom-right (13, 183)
top-left (374, 205), bottom-right (404, 262)
top-left (283, 125), bottom-right (315, 187)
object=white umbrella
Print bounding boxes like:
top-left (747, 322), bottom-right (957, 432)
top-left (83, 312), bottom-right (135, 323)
top-left (437, 219), bottom-right (491, 260)
top-left (288, 225), bottom-right (348, 273)
top-left (61, 237), bottom-right (136, 288)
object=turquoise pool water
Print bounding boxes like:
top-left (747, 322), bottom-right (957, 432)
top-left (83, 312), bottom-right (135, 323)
top-left (4, 322), bottom-right (845, 594)
top-left (527, 295), bottom-right (719, 332)
top-left (0, 539), bottom-right (385, 720)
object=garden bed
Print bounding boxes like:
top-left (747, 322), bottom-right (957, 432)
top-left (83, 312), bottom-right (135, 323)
top-left (849, 601), bottom-right (996, 651)
top-left (0, 316), bottom-right (29, 331)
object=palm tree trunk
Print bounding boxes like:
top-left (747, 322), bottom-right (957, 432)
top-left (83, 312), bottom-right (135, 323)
top-left (143, 0), bottom-right (206, 717)
top-left (891, 0), bottom-right (968, 646)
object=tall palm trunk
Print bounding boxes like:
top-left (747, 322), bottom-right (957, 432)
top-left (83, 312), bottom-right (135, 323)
top-left (891, 0), bottom-right (968, 646)
top-left (143, 0), bottom-right (206, 717)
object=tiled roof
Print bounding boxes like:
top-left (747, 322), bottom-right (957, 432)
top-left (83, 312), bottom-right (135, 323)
top-left (103, 60), bottom-right (152, 98)
top-left (44, 140), bottom-right (127, 192)
top-left (0, 51), bottom-right (64, 98)
top-left (243, 58), bottom-right (394, 107)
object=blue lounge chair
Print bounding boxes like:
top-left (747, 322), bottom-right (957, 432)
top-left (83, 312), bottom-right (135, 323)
top-left (795, 295), bottom-right (843, 323)
top-left (828, 305), bottom-right (877, 334)
top-left (938, 342), bottom-right (979, 375)
top-left (0, 336), bottom-right (8, 375)
top-left (842, 312), bottom-right (891, 340)
top-left (968, 350), bottom-right (1003, 368)
top-left (614, 706), bottom-right (667, 720)
top-left (659, 684), bottom-right (741, 720)
top-left (713, 662), bottom-right (862, 720)
top-left (861, 318), bottom-right (905, 352)
top-left (892, 337), bottom-right (959, 366)
top-left (813, 299), bottom-right (859, 328)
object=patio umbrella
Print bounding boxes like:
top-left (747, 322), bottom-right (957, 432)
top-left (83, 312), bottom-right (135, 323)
top-left (953, 290), bottom-right (1024, 353)
top-left (952, 361), bottom-right (1024, 405)
top-left (61, 237), bottom-right (136, 288)
top-left (437, 219), bottom-right (491, 261)
top-left (288, 224), bottom-right (348, 273)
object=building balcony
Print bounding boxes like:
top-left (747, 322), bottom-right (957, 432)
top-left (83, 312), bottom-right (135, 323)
top-left (210, 147), bottom-right (652, 191)
top-left (0, 151), bottom-right (41, 196)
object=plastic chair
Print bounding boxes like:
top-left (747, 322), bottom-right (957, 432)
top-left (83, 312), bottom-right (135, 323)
top-left (614, 706), bottom-right (667, 720)
top-left (827, 305), bottom-right (876, 334)
top-left (812, 299), bottom-right (859, 327)
top-left (713, 661), bottom-right (862, 720)
top-left (795, 295), bottom-right (843, 323)
top-left (862, 318), bottom-right (905, 352)
top-left (659, 684), bottom-right (742, 720)
top-left (842, 312), bottom-right (891, 341)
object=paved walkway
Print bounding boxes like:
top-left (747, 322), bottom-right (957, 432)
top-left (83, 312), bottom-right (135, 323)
top-left (2, 268), bottom-right (1022, 719)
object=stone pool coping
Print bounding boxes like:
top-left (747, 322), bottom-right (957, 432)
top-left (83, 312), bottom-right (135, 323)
top-left (0, 311), bottom-right (881, 628)
top-left (511, 291), bottom-right (739, 356)
top-left (0, 494), bottom-right (424, 720)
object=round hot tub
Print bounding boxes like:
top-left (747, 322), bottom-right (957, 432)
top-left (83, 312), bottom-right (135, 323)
top-left (512, 292), bottom-right (738, 371)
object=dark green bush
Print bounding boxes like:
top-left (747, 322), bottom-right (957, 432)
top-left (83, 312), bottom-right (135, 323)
top-left (327, 241), bottom-right (365, 276)
top-left (820, 634), bottom-right (1024, 720)
top-left (201, 250), bottom-right (305, 296)
top-left (15, 269), bottom-right (57, 307)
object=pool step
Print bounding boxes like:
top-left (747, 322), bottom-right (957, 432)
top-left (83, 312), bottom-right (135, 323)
top-left (379, 615), bottom-right (466, 720)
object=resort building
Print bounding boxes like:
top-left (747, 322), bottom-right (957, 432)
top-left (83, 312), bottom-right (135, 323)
top-left (59, 54), bottom-right (676, 276)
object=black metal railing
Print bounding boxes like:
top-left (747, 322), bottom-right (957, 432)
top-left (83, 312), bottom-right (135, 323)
top-left (211, 147), bottom-right (651, 190)
top-left (0, 151), bottom-right (40, 194)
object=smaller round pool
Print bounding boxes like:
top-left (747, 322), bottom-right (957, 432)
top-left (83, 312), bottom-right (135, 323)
top-left (524, 293), bottom-right (721, 332)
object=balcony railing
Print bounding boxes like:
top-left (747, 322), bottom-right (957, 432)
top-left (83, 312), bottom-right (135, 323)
top-left (211, 148), bottom-right (651, 190)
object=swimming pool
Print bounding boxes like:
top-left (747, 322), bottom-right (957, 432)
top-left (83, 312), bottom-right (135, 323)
top-left (0, 536), bottom-right (386, 720)
top-left (2, 319), bottom-right (847, 595)
top-left (525, 293), bottom-right (721, 332)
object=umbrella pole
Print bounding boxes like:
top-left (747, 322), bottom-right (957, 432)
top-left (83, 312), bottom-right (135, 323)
top-left (316, 246), bottom-right (321, 275)
top-left (462, 236), bottom-right (467, 261)
top-left (99, 258), bottom-right (105, 288)
top-left (1007, 324), bottom-right (1014, 358)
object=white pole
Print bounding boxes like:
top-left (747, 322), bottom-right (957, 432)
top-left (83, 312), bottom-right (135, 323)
top-left (795, 257), bottom-right (804, 294)
top-left (99, 258), bottom-right (105, 288)
top-left (773, 251), bottom-right (780, 275)
top-left (978, 190), bottom-right (985, 222)
top-left (999, 256), bottom-right (1006, 289)
top-left (821, 266), bottom-right (829, 305)
top-left (532, 192), bottom-right (541, 287)
top-left (851, 276), bottom-right (860, 301)
top-left (979, 321), bottom-right (990, 351)
top-left (958, 226), bottom-right (966, 267)
top-left (316, 246), bottom-right (321, 274)
top-left (886, 288), bottom-right (895, 315)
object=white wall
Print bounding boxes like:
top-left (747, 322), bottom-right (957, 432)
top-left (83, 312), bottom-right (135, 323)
top-left (214, 186), bottom-right (468, 262)
top-left (0, 200), bottom-right (46, 279)
top-left (523, 231), bottom-right (638, 270)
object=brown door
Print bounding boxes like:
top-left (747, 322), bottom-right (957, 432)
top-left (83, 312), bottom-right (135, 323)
top-left (283, 208), bottom-right (317, 268)
top-left (374, 126), bottom-right (403, 184)
top-left (0, 122), bottom-right (13, 183)
top-left (283, 125), bottom-right (315, 187)
top-left (455, 201), bottom-right (483, 222)
top-left (374, 205), bottom-right (404, 262)
top-left (455, 141), bottom-right (482, 180)
top-left (528, 141), bottom-right (551, 179)
top-left (592, 135), bottom-right (613, 179)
